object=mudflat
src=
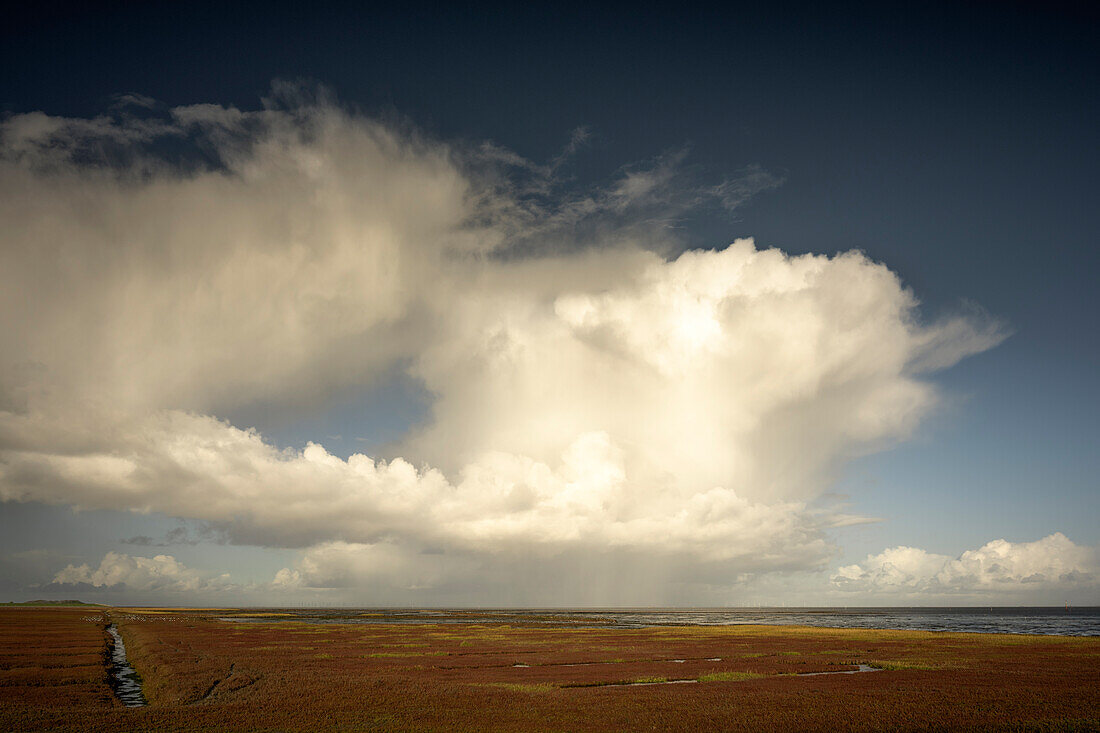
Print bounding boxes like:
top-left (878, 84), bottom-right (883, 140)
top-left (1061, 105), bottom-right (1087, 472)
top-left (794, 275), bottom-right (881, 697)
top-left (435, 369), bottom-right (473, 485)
top-left (1, 607), bottom-right (1097, 731)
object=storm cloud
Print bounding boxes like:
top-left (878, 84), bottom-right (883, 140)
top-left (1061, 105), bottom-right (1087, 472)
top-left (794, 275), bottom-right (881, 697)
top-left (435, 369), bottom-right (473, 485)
top-left (1, 87), bottom-right (1008, 603)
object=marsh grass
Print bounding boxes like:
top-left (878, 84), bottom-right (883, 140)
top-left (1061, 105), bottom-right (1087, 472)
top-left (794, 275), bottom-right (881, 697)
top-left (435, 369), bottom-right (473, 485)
top-left (697, 671), bottom-right (769, 682)
top-left (3, 609), bottom-right (1097, 732)
top-left (474, 682), bottom-right (557, 693)
top-left (562, 676), bottom-right (672, 688)
top-left (866, 659), bottom-right (941, 671)
top-left (380, 642), bottom-right (430, 648)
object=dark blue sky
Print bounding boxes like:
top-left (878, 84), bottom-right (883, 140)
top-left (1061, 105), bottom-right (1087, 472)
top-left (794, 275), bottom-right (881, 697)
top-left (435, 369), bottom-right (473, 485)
top-left (5, 2), bottom-right (1096, 322)
top-left (1, 1), bottom-right (1096, 602)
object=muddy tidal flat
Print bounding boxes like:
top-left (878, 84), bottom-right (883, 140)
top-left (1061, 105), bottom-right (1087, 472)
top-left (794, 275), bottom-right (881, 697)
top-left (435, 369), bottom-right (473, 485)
top-left (1, 607), bottom-right (1097, 731)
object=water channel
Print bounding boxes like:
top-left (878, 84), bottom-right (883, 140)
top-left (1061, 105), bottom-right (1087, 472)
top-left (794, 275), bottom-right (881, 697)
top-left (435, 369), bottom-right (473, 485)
top-left (106, 624), bottom-right (147, 707)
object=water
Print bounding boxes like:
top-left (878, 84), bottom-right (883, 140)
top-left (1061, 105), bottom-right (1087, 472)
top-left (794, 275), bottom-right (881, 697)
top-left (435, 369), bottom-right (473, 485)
top-left (219, 607), bottom-right (1100, 636)
top-left (562, 607), bottom-right (1100, 636)
top-left (106, 625), bottom-right (147, 707)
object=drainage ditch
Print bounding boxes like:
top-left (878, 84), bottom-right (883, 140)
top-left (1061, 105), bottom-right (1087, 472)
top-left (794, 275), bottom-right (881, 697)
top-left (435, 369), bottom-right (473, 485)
top-left (106, 624), bottom-right (147, 707)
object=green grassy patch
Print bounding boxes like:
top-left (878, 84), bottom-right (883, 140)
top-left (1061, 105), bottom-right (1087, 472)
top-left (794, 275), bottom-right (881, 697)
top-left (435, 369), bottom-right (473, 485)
top-left (698, 671), bottom-right (769, 682)
top-left (562, 676), bottom-right (671, 688)
top-left (474, 682), bottom-right (557, 694)
top-left (866, 660), bottom-right (939, 671)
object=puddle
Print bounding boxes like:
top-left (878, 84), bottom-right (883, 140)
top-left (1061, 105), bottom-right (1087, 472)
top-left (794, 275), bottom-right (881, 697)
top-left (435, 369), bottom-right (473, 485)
top-left (797, 664), bottom-right (881, 677)
top-left (512, 663), bottom-right (530, 668)
top-left (106, 625), bottom-right (147, 707)
top-left (620, 679), bottom-right (698, 687)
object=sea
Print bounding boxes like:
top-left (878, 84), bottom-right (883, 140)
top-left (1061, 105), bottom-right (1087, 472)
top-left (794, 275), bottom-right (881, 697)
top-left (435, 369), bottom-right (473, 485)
top-left (222, 607), bottom-right (1100, 636)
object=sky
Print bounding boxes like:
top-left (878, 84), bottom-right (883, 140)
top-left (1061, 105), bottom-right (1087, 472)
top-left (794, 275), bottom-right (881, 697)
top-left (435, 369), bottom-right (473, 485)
top-left (0, 1), bottom-right (1097, 607)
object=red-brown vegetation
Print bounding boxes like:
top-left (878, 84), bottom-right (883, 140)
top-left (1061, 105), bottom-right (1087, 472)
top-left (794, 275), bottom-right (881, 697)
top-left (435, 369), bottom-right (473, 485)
top-left (1, 607), bottom-right (1097, 731)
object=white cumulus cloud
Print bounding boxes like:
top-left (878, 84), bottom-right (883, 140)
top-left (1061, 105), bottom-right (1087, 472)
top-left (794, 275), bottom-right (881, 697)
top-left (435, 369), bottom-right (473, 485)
top-left (832, 533), bottom-right (1099, 598)
top-left (0, 86), bottom-right (1009, 603)
top-left (53, 551), bottom-right (232, 593)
